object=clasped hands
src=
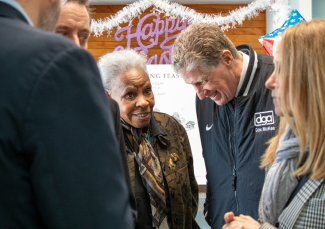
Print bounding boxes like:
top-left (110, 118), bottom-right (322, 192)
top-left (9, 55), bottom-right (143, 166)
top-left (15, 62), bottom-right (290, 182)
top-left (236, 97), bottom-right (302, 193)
top-left (222, 212), bottom-right (261, 229)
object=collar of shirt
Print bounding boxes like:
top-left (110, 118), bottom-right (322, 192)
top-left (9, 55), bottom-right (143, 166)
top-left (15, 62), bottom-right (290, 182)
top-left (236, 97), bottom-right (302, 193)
top-left (235, 51), bottom-right (249, 97)
top-left (0, 0), bottom-right (34, 26)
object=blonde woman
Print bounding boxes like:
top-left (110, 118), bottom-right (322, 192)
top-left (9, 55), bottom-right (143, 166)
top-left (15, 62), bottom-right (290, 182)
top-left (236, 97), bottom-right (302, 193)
top-left (223, 20), bottom-right (325, 229)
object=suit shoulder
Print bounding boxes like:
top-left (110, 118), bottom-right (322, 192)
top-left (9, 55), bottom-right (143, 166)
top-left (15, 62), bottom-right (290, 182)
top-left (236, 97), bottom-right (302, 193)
top-left (2, 24), bottom-right (97, 82)
top-left (25, 24), bottom-right (76, 49)
top-left (5, 22), bottom-right (86, 62)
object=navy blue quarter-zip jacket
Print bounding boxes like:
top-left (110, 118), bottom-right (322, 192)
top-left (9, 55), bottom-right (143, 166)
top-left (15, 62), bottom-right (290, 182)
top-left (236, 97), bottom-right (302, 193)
top-left (197, 44), bottom-right (279, 229)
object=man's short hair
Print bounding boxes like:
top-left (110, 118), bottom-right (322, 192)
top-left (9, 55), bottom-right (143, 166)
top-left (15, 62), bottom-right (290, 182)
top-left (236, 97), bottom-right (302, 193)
top-left (65, 0), bottom-right (92, 23)
top-left (172, 23), bottom-right (238, 75)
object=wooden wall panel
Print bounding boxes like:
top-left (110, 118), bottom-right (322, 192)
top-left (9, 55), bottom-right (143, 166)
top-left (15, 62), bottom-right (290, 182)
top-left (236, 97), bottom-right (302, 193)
top-left (88, 4), bottom-right (267, 62)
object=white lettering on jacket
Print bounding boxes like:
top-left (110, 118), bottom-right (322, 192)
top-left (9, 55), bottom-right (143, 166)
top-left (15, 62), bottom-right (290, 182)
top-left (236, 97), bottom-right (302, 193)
top-left (254, 111), bottom-right (274, 126)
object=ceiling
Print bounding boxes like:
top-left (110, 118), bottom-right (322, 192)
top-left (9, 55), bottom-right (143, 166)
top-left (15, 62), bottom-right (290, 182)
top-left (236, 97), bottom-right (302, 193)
top-left (89, 0), bottom-right (253, 5)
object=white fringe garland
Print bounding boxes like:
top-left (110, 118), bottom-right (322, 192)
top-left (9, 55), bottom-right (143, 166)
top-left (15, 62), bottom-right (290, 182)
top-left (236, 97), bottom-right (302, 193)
top-left (91, 0), bottom-right (290, 37)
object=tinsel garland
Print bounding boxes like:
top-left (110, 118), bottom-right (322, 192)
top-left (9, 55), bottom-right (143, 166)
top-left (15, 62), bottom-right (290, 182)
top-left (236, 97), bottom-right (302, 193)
top-left (268, 0), bottom-right (291, 27)
top-left (91, 0), bottom-right (290, 37)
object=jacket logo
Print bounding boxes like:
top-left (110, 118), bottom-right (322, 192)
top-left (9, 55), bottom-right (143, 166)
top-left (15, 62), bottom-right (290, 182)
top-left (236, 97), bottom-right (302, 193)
top-left (206, 124), bottom-right (213, 131)
top-left (254, 111), bottom-right (274, 126)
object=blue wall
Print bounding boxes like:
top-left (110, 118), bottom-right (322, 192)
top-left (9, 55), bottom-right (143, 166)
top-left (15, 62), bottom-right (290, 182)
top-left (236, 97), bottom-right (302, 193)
top-left (312, 0), bottom-right (325, 19)
top-left (289, 0), bottom-right (300, 12)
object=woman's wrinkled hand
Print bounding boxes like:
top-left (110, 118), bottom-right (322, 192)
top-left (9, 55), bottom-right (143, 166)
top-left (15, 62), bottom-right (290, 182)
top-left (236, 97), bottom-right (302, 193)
top-left (223, 212), bottom-right (261, 229)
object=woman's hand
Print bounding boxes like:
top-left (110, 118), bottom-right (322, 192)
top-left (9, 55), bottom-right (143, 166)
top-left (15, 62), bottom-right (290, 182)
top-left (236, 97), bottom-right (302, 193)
top-left (223, 212), bottom-right (261, 229)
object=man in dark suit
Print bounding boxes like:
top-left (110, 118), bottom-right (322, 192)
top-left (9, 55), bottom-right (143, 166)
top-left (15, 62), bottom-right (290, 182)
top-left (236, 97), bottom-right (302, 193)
top-left (55, 0), bottom-right (137, 222)
top-left (0, 0), bottom-right (133, 228)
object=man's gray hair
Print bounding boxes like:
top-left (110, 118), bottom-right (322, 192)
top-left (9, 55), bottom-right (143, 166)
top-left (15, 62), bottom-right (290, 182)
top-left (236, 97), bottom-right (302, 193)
top-left (171, 23), bottom-right (238, 75)
top-left (98, 49), bottom-right (148, 92)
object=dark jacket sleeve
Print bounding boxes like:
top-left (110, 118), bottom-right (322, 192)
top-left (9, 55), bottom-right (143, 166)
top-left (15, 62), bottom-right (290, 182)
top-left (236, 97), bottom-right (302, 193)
top-left (178, 122), bottom-right (199, 227)
top-left (203, 178), bottom-right (212, 226)
top-left (23, 47), bottom-right (133, 229)
top-left (107, 97), bottom-right (138, 223)
top-left (195, 96), bottom-right (212, 226)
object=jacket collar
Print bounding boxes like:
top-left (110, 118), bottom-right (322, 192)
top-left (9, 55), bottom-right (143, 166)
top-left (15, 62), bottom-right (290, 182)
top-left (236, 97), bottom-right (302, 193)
top-left (149, 113), bottom-right (168, 136)
top-left (236, 44), bottom-right (258, 97)
top-left (149, 113), bottom-right (171, 145)
top-left (122, 113), bottom-right (171, 150)
top-left (0, 1), bottom-right (31, 25)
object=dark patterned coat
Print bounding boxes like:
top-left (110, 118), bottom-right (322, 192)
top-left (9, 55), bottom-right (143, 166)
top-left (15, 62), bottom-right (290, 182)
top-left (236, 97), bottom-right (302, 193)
top-left (125, 112), bottom-right (200, 229)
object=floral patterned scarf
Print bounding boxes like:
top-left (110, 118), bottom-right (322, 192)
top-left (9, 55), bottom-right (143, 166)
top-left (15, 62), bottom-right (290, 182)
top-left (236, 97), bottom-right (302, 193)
top-left (121, 119), bottom-right (169, 229)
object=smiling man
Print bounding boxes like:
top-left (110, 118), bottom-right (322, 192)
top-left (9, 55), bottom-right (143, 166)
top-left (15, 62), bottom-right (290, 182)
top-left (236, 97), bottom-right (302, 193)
top-left (172, 23), bottom-right (279, 229)
top-left (55, 0), bottom-right (90, 49)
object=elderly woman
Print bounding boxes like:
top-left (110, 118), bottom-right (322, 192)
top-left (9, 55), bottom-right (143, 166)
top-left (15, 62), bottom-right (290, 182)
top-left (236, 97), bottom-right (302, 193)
top-left (223, 20), bottom-right (325, 229)
top-left (98, 49), bottom-right (200, 229)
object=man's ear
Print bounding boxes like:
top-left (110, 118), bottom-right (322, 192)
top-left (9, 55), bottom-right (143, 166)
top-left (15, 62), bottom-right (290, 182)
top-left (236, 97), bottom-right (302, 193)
top-left (221, 50), bottom-right (233, 65)
top-left (105, 90), bottom-right (112, 97)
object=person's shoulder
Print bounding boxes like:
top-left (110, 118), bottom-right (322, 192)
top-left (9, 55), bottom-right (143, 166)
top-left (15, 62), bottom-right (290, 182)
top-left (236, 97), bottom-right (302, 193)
top-left (196, 96), bottom-right (214, 112)
top-left (106, 97), bottom-right (119, 118)
top-left (1, 22), bottom-right (95, 85)
top-left (153, 111), bottom-right (184, 129)
top-left (35, 29), bottom-right (81, 54)
top-left (13, 24), bottom-right (85, 61)
top-left (257, 52), bottom-right (274, 65)
top-left (153, 111), bottom-right (175, 122)
top-left (107, 97), bottom-right (118, 107)
top-left (15, 26), bottom-right (96, 79)
top-left (236, 44), bottom-right (273, 66)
